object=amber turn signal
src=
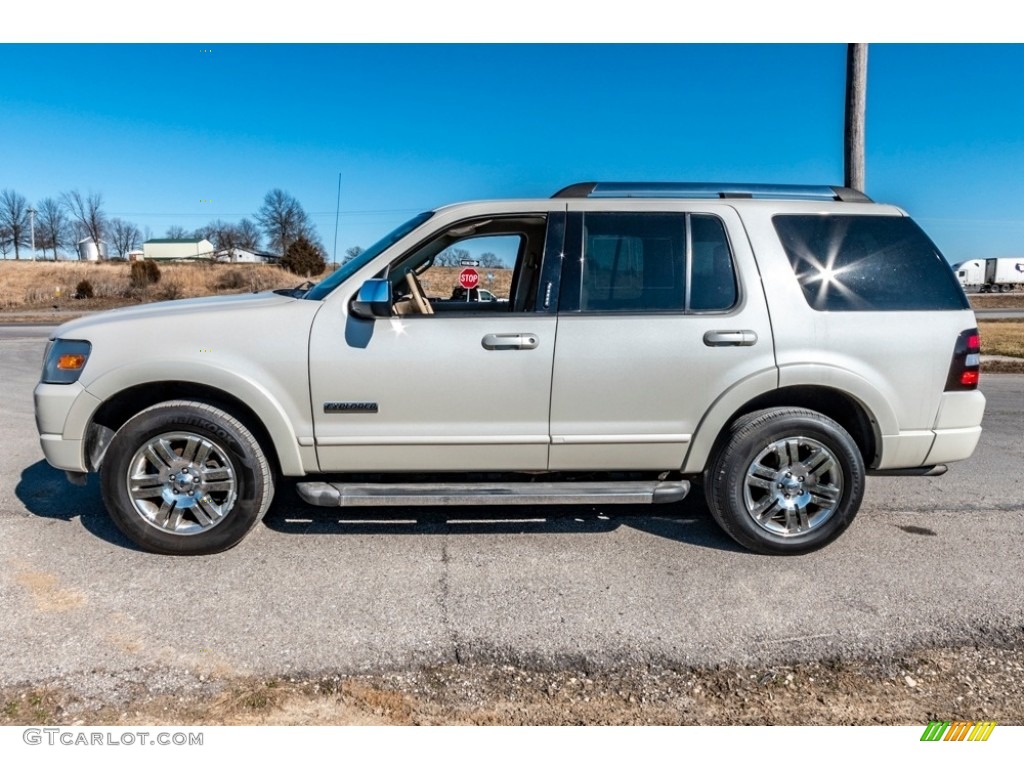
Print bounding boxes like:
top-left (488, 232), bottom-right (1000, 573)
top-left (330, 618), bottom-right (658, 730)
top-left (56, 354), bottom-right (87, 370)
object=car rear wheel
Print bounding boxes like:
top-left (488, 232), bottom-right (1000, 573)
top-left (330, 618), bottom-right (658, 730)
top-left (704, 408), bottom-right (865, 555)
top-left (100, 400), bottom-right (274, 555)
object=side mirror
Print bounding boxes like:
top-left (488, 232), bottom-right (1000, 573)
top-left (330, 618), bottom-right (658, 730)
top-left (350, 279), bottom-right (392, 319)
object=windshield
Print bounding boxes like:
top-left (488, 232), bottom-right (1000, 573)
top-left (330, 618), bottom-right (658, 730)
top-left (304, 211), bottom-right (434, 301)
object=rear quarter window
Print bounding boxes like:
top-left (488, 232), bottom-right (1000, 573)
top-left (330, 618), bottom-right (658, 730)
top-left (772, 214), bottom-right (969, 311)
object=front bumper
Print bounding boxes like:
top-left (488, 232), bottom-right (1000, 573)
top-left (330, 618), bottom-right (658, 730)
top-left (38, 434), bottom-right (86, 473)
top-left (34, 382), bottom-right (101, 473)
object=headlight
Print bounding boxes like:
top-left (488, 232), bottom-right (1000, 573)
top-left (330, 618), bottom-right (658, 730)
top-left (41, 339), bottom-right (92, 384)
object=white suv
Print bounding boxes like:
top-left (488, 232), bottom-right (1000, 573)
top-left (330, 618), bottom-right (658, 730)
top-left (34, 182), bottom-right (985, 556)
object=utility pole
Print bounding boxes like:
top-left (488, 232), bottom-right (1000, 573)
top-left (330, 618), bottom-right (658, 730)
top-left (27, 206), bottom-right (37, 262)
top-left (844, 43), bottom-right (868, 192)
top-left (332, 172), bottom-right (341, 270)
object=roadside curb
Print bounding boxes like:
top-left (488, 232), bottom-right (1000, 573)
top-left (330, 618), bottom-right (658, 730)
top-left (982, 355), bottom-right (1024, 373)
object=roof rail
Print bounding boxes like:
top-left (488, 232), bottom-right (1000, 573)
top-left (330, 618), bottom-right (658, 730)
top-left (551, 182), bottom-right (872, 203)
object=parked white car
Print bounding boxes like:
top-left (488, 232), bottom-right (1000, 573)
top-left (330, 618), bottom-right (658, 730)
top-left (35, 182), bottom-right (985, 555)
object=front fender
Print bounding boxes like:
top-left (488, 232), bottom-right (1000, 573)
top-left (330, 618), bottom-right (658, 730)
top-left (67, 361), bottom-right (312, 475)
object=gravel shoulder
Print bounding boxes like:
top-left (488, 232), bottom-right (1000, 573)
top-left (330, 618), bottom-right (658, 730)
top-left (3, 641), bottom-right (1022, 725)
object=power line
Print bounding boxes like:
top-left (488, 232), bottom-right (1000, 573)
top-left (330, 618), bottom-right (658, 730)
top-left (915, 217), bottom-right (1024, 226)
top-left (105, 208), bottom-right (424, 217)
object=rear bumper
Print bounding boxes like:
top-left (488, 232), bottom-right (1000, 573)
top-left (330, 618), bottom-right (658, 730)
top-left (875, 426), bottom-right (983, 470)
top-left (925, 389), bottom-right (986, 465)
top-left (933, 390), bottom-right (986, 430)
top-left (924, 426), bottom-right (983, 465)
top-left (876, 390), bottom-right (986, 469)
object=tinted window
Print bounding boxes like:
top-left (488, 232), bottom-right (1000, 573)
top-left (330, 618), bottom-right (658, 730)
top-left (689, 215), bottom-right (737, 311)
top-left (581, 213), bottom-right (685, 312)
top-left (578, 212), bottom-right (737, 313)
top-left (773, 215), bottom-right (969, 311)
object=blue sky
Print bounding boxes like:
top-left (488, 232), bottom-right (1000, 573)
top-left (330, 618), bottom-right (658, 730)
top-left (1, 43), bottom-right (1022, 263)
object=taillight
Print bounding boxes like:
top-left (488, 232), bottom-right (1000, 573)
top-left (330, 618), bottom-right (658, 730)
top-left (945, 328), bottom-right (981, 391)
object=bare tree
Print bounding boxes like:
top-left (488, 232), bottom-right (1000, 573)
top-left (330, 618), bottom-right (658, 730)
top-left (185, 219), bottom-right (269, 256)
top-left (235, 218), bottom-right (262, 251)
top-left (109, 218), bottom-right (142, 259)
top-left (165, 225), bottom-right (189, 239)
top-left (343, 245), bottom-right (364, 264)
top-left (0, 189), bottom-right (31, 259)
top-left (191, 220), bottom-right (223, 248)
top-left (36, 197), bottom-right (70, 260)
top-left (190, 222), bottom-right (214, 242)
top-left (844, 43), bottom-right (868, 192)
top-left (256, 189), bottom-right (316, 257)
top-left (435, 247), bottom-right (470, 267)
top-left (61, 190), bottom-right (106, 250)
top-left (0, 224), bottom-right (12, 258)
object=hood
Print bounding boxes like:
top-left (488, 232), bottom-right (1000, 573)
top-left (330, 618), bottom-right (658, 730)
top-left (52, 291), bottom-right (298, 339)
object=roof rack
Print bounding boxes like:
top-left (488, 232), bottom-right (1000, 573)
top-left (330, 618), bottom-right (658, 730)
top-left (551, 182), bottom-right (872, 203)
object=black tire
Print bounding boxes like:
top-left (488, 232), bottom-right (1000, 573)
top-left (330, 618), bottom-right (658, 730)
top-left (100, 400), bottom-right (274, 555)
top-left (703, 408), bottom-right (865, 555)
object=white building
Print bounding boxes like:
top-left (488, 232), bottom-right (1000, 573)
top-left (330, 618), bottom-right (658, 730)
top-left (214, 247), bottom-right (281, 264)
top-left (142, 238), bottom-right (216, 261)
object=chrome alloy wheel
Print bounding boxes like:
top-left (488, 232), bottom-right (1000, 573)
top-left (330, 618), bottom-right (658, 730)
top-left (125, 431), bottom-right (238, 536)
top-left (742, 436), bottom-right (843, 537)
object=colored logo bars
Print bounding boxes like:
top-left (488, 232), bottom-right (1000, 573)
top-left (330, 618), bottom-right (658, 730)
top-left (921, 721), bottom-right (997, 742)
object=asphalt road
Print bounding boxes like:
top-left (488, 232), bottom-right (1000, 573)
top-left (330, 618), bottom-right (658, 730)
top-left (0, 325), bottom-right (55, 339)
top-left (975, 308), bottom-right (1024, 319)
top-left (1, 334), bottom-right (1022, 689)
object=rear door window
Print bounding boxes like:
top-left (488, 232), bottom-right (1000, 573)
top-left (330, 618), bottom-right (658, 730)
top-left (573, 212), bottom-right (737, 313)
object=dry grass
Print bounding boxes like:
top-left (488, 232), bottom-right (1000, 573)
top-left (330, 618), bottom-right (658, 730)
top-left (1, 261), bottom-right (1018, 313)
top-left (968, 292), bottom-right (1024, 310)
top-left (1, 263), bottom-right (1020, 363)
top-left (419, 267), bottom-right (514, 300)
top-left (0, 262), bottom-right (511, 312)
top-left (978, 319), bottom-right (1024, 358)
top-left (0, 261), bottom-right (319, 311)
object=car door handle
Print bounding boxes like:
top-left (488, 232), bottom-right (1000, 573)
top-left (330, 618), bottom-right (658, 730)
top-left (703, 330), bottom-right (758, 347)
top-left (482, 333), bottom-right (539, 350)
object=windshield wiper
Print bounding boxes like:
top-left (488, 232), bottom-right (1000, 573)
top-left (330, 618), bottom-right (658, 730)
top-left (273, 280), bottom-right (317, 298)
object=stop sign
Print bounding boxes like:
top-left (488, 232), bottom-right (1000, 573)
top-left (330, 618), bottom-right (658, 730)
top-left (458, 268), bottom-right (479, 290)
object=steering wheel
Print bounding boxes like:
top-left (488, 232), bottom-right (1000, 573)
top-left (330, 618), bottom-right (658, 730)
top-left (405, 272), bottom-right (434, 315)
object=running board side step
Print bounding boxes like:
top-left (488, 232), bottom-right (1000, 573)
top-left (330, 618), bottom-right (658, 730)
top-left (296, 480), bottom-right (690, 507)
top-left (867, 465), bottom-right (947, 477)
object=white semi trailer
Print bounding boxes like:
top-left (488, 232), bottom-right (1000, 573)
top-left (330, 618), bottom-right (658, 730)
top-left (953, 257), bottom-right (1024, 293)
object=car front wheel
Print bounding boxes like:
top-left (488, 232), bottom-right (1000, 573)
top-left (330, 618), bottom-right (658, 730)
top-left (704, 408), bottom-right (865, 555)
top-left (100, 400), bottom-right (274, 555)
